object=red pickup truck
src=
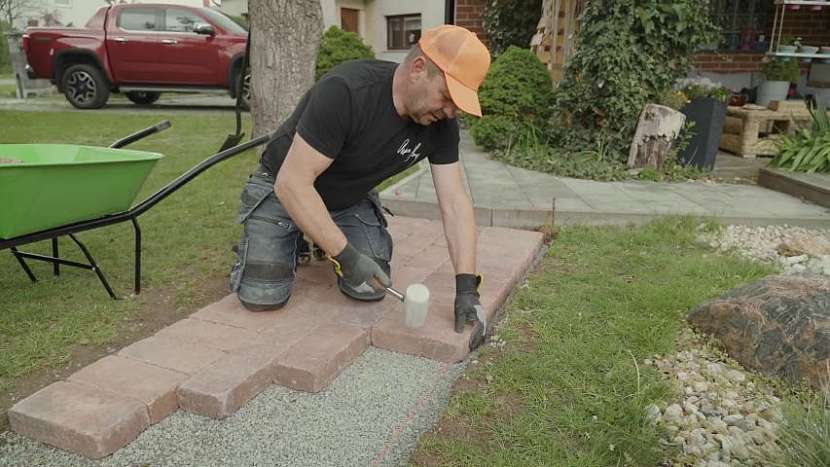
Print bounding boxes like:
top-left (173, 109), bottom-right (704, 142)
top-left (23, 3), bottom-right (248, 109)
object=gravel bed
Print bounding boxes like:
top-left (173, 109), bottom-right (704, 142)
top-left (699, 224), bottom-right (830, 276)
top-left (0, 348), bottom-right (465, 467)
top-left (645, 329), bottom-right (783, 467)
top-left (644, 223), bottom-right (830, 466)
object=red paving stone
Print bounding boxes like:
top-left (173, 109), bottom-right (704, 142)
top-left (118, 336), bottom-right (227, 375)
top-left (8, 381), bottom-right (149, 459)
top-left (9, 217), bottom-right (543, 458)
top-left (274, 324), bottom-right (370, 392)
top-left (177, 345), bottom-right (286, 419)
top-left (67, 356), bottom-right (187, 424)
top-left (155, 318), bottom-right (263, 352)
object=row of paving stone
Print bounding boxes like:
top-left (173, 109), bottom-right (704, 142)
top-left (8, 216), bottom-right (544, 459)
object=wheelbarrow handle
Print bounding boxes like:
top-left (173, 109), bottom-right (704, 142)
top-left (130, 134), bottom-right (270, 218)
top-left (109, 121), bottom-right (172, 149)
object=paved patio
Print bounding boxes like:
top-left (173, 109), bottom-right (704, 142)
top-left (7, 217), bottom-right (544, 459)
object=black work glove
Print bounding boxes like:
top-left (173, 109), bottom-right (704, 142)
top-left (455, 274), bottom-right (487, 350)
top-left (331, 243), bottom-right (390, 289)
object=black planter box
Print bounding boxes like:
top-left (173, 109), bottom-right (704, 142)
top-left (679, 97), bottom-right (728, 170)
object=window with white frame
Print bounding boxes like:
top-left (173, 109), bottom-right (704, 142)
top-left (387, 14), bottom-right (421, 50)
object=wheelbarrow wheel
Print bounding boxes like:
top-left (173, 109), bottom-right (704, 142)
top-left (126, 91), bottom-right (161, 106)
top-left (61, 64), bottom-right (110, 109)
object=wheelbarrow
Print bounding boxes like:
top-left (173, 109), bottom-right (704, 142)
top-left (0, 121), bottom-right (269, 299)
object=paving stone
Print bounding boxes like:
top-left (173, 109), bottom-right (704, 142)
top-left (372, 270), bottom-right (511, 362)
top-left (8, 381), bottom-right (149, 459)
top-left (118, 336), bottom-right (227, 375)
top-left (372, 297), bottom-right (476, 363)
top-left (274, 324), bottom-right (369, 392)
top-left (391, 265), bottom-right (434, 288)
top-left (177, 344), bottom-right (287, 419)
top-left (67, 356), bottom-right (187, 424)
top-left (190, 294), bottom-right (296, 332)
top-left (155, 318), bottom-right (263, 352)
top-left (404, 245), bottom-right (451, 271)
top-left (258, 297), bottom-right (333, 345)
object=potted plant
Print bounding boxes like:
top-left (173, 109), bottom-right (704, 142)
top-left (798, 42), bottom-right (819, 63)
top-left (778, 35), bottom-right (798, 57)
top-left (675, 80), bottom-right (732, 170)
top-left (758, 58), bottom-right (800, 106)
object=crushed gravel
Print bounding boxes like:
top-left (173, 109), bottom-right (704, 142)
top-left (0, 348), bottom-right (465, 467)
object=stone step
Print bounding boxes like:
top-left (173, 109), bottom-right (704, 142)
top-left (8, 217), bottom-right (545, 459)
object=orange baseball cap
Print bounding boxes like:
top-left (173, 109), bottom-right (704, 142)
top-left (419, 25), bottom-right (491, 117)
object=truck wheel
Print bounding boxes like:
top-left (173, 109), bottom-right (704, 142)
top-left (61, 64), bottom-right (110, 109)
top-left (235, 70), bottom-right (250, 111)
top-left (126, 91), bottom-right (161, 105)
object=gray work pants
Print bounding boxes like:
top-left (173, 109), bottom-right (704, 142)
top-left (229, 166), bottom-right (393, 310)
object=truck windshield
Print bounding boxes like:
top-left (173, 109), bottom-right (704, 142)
top-left (201, 9), bottom-right (247, 34)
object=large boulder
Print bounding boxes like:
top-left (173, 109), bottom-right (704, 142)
top-left (688, 275), bottom-right (830, 389)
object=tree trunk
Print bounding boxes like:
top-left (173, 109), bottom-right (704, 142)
top-left (248, 0), bottom-right (323, 137)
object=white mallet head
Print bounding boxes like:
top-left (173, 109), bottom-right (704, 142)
top-left (403, 283), bottom-right (430, 329)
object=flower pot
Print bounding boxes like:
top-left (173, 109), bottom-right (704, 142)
top-left (679, 97), bottom-right (728, 171)
top-left (799, 45), bottom-right (819, 63)
top-left (757, 80), bottom-right (790, 107)
top-left (778, 45), bottom-right (797, 60)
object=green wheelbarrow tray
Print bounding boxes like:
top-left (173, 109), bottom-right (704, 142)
top-left (0, 121), bottom-right (269, 299)
top-left (0, 144), bottom-right (163, 239)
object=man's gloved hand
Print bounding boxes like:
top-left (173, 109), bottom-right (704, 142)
top-left (455, 274), bottom-right (487, 347)
top-left (331, 243), bottom-right (390, 289)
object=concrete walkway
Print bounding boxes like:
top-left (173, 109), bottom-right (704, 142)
top-left (381, 133), bottom-right (830, 229)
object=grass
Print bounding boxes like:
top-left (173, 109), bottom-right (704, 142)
top-left (0, 109), bottom-right (416, 395)
top-left (774, 389), bottom-right (830, 467)
top-left (0, 72), bottom-right (16, 98)
top-left (412, 217), bottom-right (775, 466)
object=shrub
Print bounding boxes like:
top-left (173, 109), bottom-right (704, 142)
top-left (550, 0), bottom-right (720, 160)
top-left (483, 0), bottom-right (543, 56)
top-left (469, 46), bottom-right (554, 151)
top-left (761, 58), bottom-right (801, 83)
top-left (316, 26), bottom-right (374, 80)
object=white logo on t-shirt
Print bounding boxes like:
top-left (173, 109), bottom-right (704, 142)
top-left (396, 139), bottom-right (422, 164)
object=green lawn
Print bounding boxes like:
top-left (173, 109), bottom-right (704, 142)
top-left (0, 72), bottom-right (16, 97)
top-left (412, 218), bottom-right (775, 466)
top-left (0, 109), bottom-right (418, 398)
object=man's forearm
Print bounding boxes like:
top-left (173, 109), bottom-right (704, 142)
top-left (275, 181), bottom-right (347, 256)
top-left (441, 195), bottom-right (477, 274)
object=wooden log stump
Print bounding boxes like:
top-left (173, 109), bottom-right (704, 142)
top-left (627, 104), bottom-right (686, 169)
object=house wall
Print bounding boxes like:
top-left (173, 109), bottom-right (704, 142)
top-left (690, 6), bottom-right (830, 102)
top-left (362, 0), bottom-right (446, 62)
top-left (454, 0), bottom-right (487, 45)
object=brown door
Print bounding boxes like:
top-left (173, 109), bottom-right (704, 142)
top-left (341, 8), bottom-right (358, 33)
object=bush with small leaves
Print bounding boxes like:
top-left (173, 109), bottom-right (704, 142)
top-left (316, 26), bottom-right (374, 81)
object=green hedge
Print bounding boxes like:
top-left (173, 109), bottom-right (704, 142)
top-left (316, 26), bottom-right (374, 80)
top-left (469, 46), bottom-right (554, 151)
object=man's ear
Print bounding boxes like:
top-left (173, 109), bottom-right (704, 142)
top-left (409, 56), bottom-right (429, 81)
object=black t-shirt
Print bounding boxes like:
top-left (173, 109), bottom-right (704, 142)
top-left (260, 60), bottom-right (459, 211)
